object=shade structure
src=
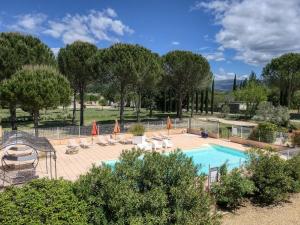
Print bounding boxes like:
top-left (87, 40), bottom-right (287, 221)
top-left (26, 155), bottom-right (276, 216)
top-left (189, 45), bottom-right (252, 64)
top-left (113, 119), bottom-right (121, 138)
top-left (91, 121), bottom-right (98, 136)
top-left (166, 116), bottom-right (172, 135)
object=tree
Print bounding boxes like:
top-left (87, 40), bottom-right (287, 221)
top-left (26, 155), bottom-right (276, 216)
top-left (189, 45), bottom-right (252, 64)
top-left (262, 53), bottom-right (300, 108)
top-left (11, 65), bottom-right (71, 136)
top-left (234, 80), bottom-right (268, 117)
top-left (93, 44), bottom-right (147, 124)
top-left (232, 74), bottom-right (237, 91)
top-left (163, 51), bottom-right (211, 118)
top-left (74, 149), bottom-right (220, 224)
top-left (0, 32), bottom-right (55, 129)
top-left (205, 88), bottom-right (209, 114)
top-left (293, 90), bottom-right (300, 113)
top-left (211, 78), bottom-right (215, 114)
top-left (58, 41), bottom-right (97, 126)
top-left (0, 179), bottom-right (88, 224)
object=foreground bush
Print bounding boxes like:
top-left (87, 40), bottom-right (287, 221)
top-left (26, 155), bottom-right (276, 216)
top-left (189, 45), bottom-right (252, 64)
top-left (211, 166), bottom-right (254, 210)
top-left (0, 178), bottom-right (88, 225)
top-left (247, 149), bottom-right (293, 205)
top-left (287, 153), bottom-right (300, 192)
top-left (74, 149), bottom-right (220, 225)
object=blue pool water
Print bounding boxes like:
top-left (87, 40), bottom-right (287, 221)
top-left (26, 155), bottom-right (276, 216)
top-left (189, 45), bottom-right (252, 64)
top-left (103, 144), bottom-right (248, 174)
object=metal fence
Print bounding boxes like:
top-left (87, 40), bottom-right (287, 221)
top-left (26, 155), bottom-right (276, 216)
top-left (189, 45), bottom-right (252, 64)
top-left (189, 119), bottom-right (220, 136)
top-left (4, 118), bottom-right (190, 140)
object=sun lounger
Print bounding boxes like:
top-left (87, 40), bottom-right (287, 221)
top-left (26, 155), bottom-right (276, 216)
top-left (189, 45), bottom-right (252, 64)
top-left (159, 132), bottom-right (171, 140)
top-left (107, 136), bottom-right (118, 145)
top-left (119, 136), bottom-right (133, 144)
top-left (151, 140), bottom-right (162, 150)
top-left (67, 139), bottom-right (79, 148)
top-left (79, 139), bottom-right (91, 148)
top-left (96, 136), bottom-right (109, 146)
top-left (66, 139), bottom-right (79, 154)
top-left (136, 142), bottom-right (152, 151)
top-left (152, 133), bottom-right (163, 141)
top-left (162, 139), bottom-right (173, 148)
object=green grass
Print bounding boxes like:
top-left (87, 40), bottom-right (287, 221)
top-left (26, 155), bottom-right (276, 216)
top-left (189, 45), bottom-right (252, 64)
top-left (0, 107), bottom-right (190, 130)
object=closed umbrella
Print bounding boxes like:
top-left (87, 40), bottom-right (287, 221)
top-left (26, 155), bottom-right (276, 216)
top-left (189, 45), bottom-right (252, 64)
top-left (113, 119), bottom-right (121, 139)
top-left (166, 116), bottom-right (172, 135)
top-left (91, 120), bottom-right (98, 143)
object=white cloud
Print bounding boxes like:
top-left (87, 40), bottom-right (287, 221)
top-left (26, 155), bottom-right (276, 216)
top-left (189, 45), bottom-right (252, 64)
top-left (171, 41), bottom-right (180, 45)
top-left (214, 67), bottom-right (247, 80)
top-left (195, 0), bottom-right (300, 65)
top-left (51, 47), bottom-right (60, 56)
top-left (9, 13), bottom-right (47, 32)
top-left (204, 51), bottom-right (225, 61)
top-left (8, 8), bottom-right (133, 45)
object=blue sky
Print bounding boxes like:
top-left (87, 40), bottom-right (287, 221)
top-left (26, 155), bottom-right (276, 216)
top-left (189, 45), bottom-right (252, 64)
top-left (1, 0), bottom-right (299, 80)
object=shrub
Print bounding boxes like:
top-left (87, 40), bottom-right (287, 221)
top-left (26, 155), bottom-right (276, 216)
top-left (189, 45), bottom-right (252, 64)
top-left (74, 149), bottom-right (220, 225)
top-left (250, 122), bottom-right (277, 143)
top-left (220, 104), bottom-right (230, 118)
top-left (211, 166), bottom-right (254, 210)
top-left (292, 131), bottom-right (300, 147)
top-left (0, 178), bottom-right (88, 225)
top-left (286, 153), bottom-right (300, 192)
top-left (247, 148), bottom-right (294, 205)
top-left (129, 123), bottom-right (145, 136)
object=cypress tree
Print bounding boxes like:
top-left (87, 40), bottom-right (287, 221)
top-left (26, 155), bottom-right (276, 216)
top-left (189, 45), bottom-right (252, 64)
top-left (200, 91), bottom-right (204, 113)
top-left (211, 79), bottom-right (214, 114)
top-left (233, 74), bottom-right (237, 91)
top-left (205, 88), bottom-right (209, 114)
top-left (196, 92), bottom-right (199, 113)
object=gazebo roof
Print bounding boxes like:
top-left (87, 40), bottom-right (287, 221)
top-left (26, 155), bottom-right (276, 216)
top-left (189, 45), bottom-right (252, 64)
top-left (1, 131), bottom-right (55, 153)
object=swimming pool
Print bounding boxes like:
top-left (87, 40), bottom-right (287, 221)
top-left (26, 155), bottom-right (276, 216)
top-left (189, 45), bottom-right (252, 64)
top-left (103, 144), bottom-right (248, 174)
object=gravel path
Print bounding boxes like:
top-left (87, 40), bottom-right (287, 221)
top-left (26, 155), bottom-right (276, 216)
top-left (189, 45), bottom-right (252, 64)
top-left (222, 194), bottom-right (300, 225)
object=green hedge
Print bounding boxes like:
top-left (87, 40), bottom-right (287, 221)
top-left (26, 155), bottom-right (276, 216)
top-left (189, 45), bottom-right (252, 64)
top-left (0, 179), bottom-right (88, 225)
top-left (249, 122), bottom-right (277, 143)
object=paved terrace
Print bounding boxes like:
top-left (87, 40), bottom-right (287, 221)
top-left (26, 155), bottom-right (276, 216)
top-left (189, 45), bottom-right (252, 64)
top-left (36, 132), bottom-right (247, 181)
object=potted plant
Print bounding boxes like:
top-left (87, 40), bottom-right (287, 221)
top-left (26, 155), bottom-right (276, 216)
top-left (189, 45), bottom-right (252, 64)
top-left (129, 124), bottom-right (146, 144)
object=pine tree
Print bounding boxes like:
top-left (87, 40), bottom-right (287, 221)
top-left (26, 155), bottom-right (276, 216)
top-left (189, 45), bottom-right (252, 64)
top-left (205, 88), bottom-right (209, 114)
top-left (211, 79), bottom-right (214, 114)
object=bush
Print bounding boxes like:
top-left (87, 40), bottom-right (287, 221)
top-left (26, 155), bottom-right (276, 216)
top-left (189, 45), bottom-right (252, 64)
top-left (220, 104), bottom-right (230, 118)
top-left (292, 131), bottom-right (300, 147)
top-left (74, 149), bottom-right (220, 225)
top-left (254, 101), bottom-right (290, 126)
top-left (247, 148), bottom-right (294, 205)
top-left (129, 123), bottom-right (145, 136)
top-left (286, 153), bottom-right (300, 192)
top-left (0, 178), bottom-right (88, 225)
top-left (250, 122), bottom-right (277, 143)
top-left (211, 166), bottom-right (254, 210)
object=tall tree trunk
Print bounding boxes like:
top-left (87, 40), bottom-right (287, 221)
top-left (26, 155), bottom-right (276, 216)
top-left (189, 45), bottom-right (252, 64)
top-left (287, 75), bottom-right (292, 108)
top-left (79, 86), bottom-right (84, 126)
top-left (211, 79), bottom-right (215, 115)
top-left (169, 90), bottom-right (172, 112)
top-left (164, 90), bottom-right (167, 113)
top-left (186, 95), bottom-right (189, 112)
top-left (136, 92), bottom-right (141, 122)
top-left (178, 93), bottom-right (183, 118)
top-left (279, 89), bottom-right (283, 106)
top-left (33, 111), bottom-right (39, 137)
top-left (120, 84), bottom-right (125, 125)
top-left (191, 93), bottom-right (194, 117)
top-left (9, 105), bottom-right (17, 130)
top-left (200, 91), bottom-right (204, 113)
top-left (72, 89), bottom-right (77, 125)
top-left (205, 88), bottom-right (209, 114)
top-left (196, 92), bottom-right (199, 113)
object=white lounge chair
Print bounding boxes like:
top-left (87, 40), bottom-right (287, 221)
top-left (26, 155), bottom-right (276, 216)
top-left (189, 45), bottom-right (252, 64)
top-left (152, 133), bottom-right (163, 141)
top-left (66, 139), bottom-right (79, 154)
top-left (67, 139), bottom-right (79, 148)
top-left (159, 132), bottom-right (171, 140)
top-left (119, 135), bottom-right (133, 144)
top-left (162, 139), bottom-right (173, 148)
top-left (96, 136), bottom-right (109, 146)
top-left (137, 142), bottom-right (152, 151)
top-left (107, 136), bottom-right (118, 145)
top-left (151, 140), bottom-right (162, 150)
top-left (79, 139), bottom-right (91, 148)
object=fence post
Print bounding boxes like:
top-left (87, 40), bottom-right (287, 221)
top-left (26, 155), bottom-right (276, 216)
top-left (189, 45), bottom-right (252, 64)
top-left (217, 122), bottom-right (220, 138)
top-left (147, 122), bottom-right (150, 131)
top-left (241, 126), bottom-right (243, 139)
top-left (161, 121), bottom-right (164, 129)
top-left (57, 127), bottom-right (60, 139)
top-left (174, 118), bottom-right (177, 129)
top-left (188, 118), bottom-right (191, 130)
top-left (79, 125), bottom-right (81, 137)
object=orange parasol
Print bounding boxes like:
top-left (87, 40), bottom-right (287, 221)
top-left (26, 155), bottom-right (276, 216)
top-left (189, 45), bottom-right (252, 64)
top-left (166, 116), bottom-right (172, 135)
top-left (113, 119), bottom-right (121, 138)
top-left (91, 121), bottom-right (99, 143)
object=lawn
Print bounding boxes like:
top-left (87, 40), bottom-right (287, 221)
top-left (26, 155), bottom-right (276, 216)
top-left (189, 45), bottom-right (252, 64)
top-left (0, 106), bottom-right (189, 129)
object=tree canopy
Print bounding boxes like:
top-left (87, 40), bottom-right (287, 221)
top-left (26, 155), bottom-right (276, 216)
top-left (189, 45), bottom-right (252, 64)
top-left (162, 51), bottom-right (211, 118)
top-left (58, 41), bottom-right (98, 126)
top-left (11, 65), bottom-right (71, 136)
top-left (262, 53), bottom-right (300, 108)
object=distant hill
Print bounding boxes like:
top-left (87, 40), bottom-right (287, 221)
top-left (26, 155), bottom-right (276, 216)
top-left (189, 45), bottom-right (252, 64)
top-left (214, 79), bottom-right (242, 91)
